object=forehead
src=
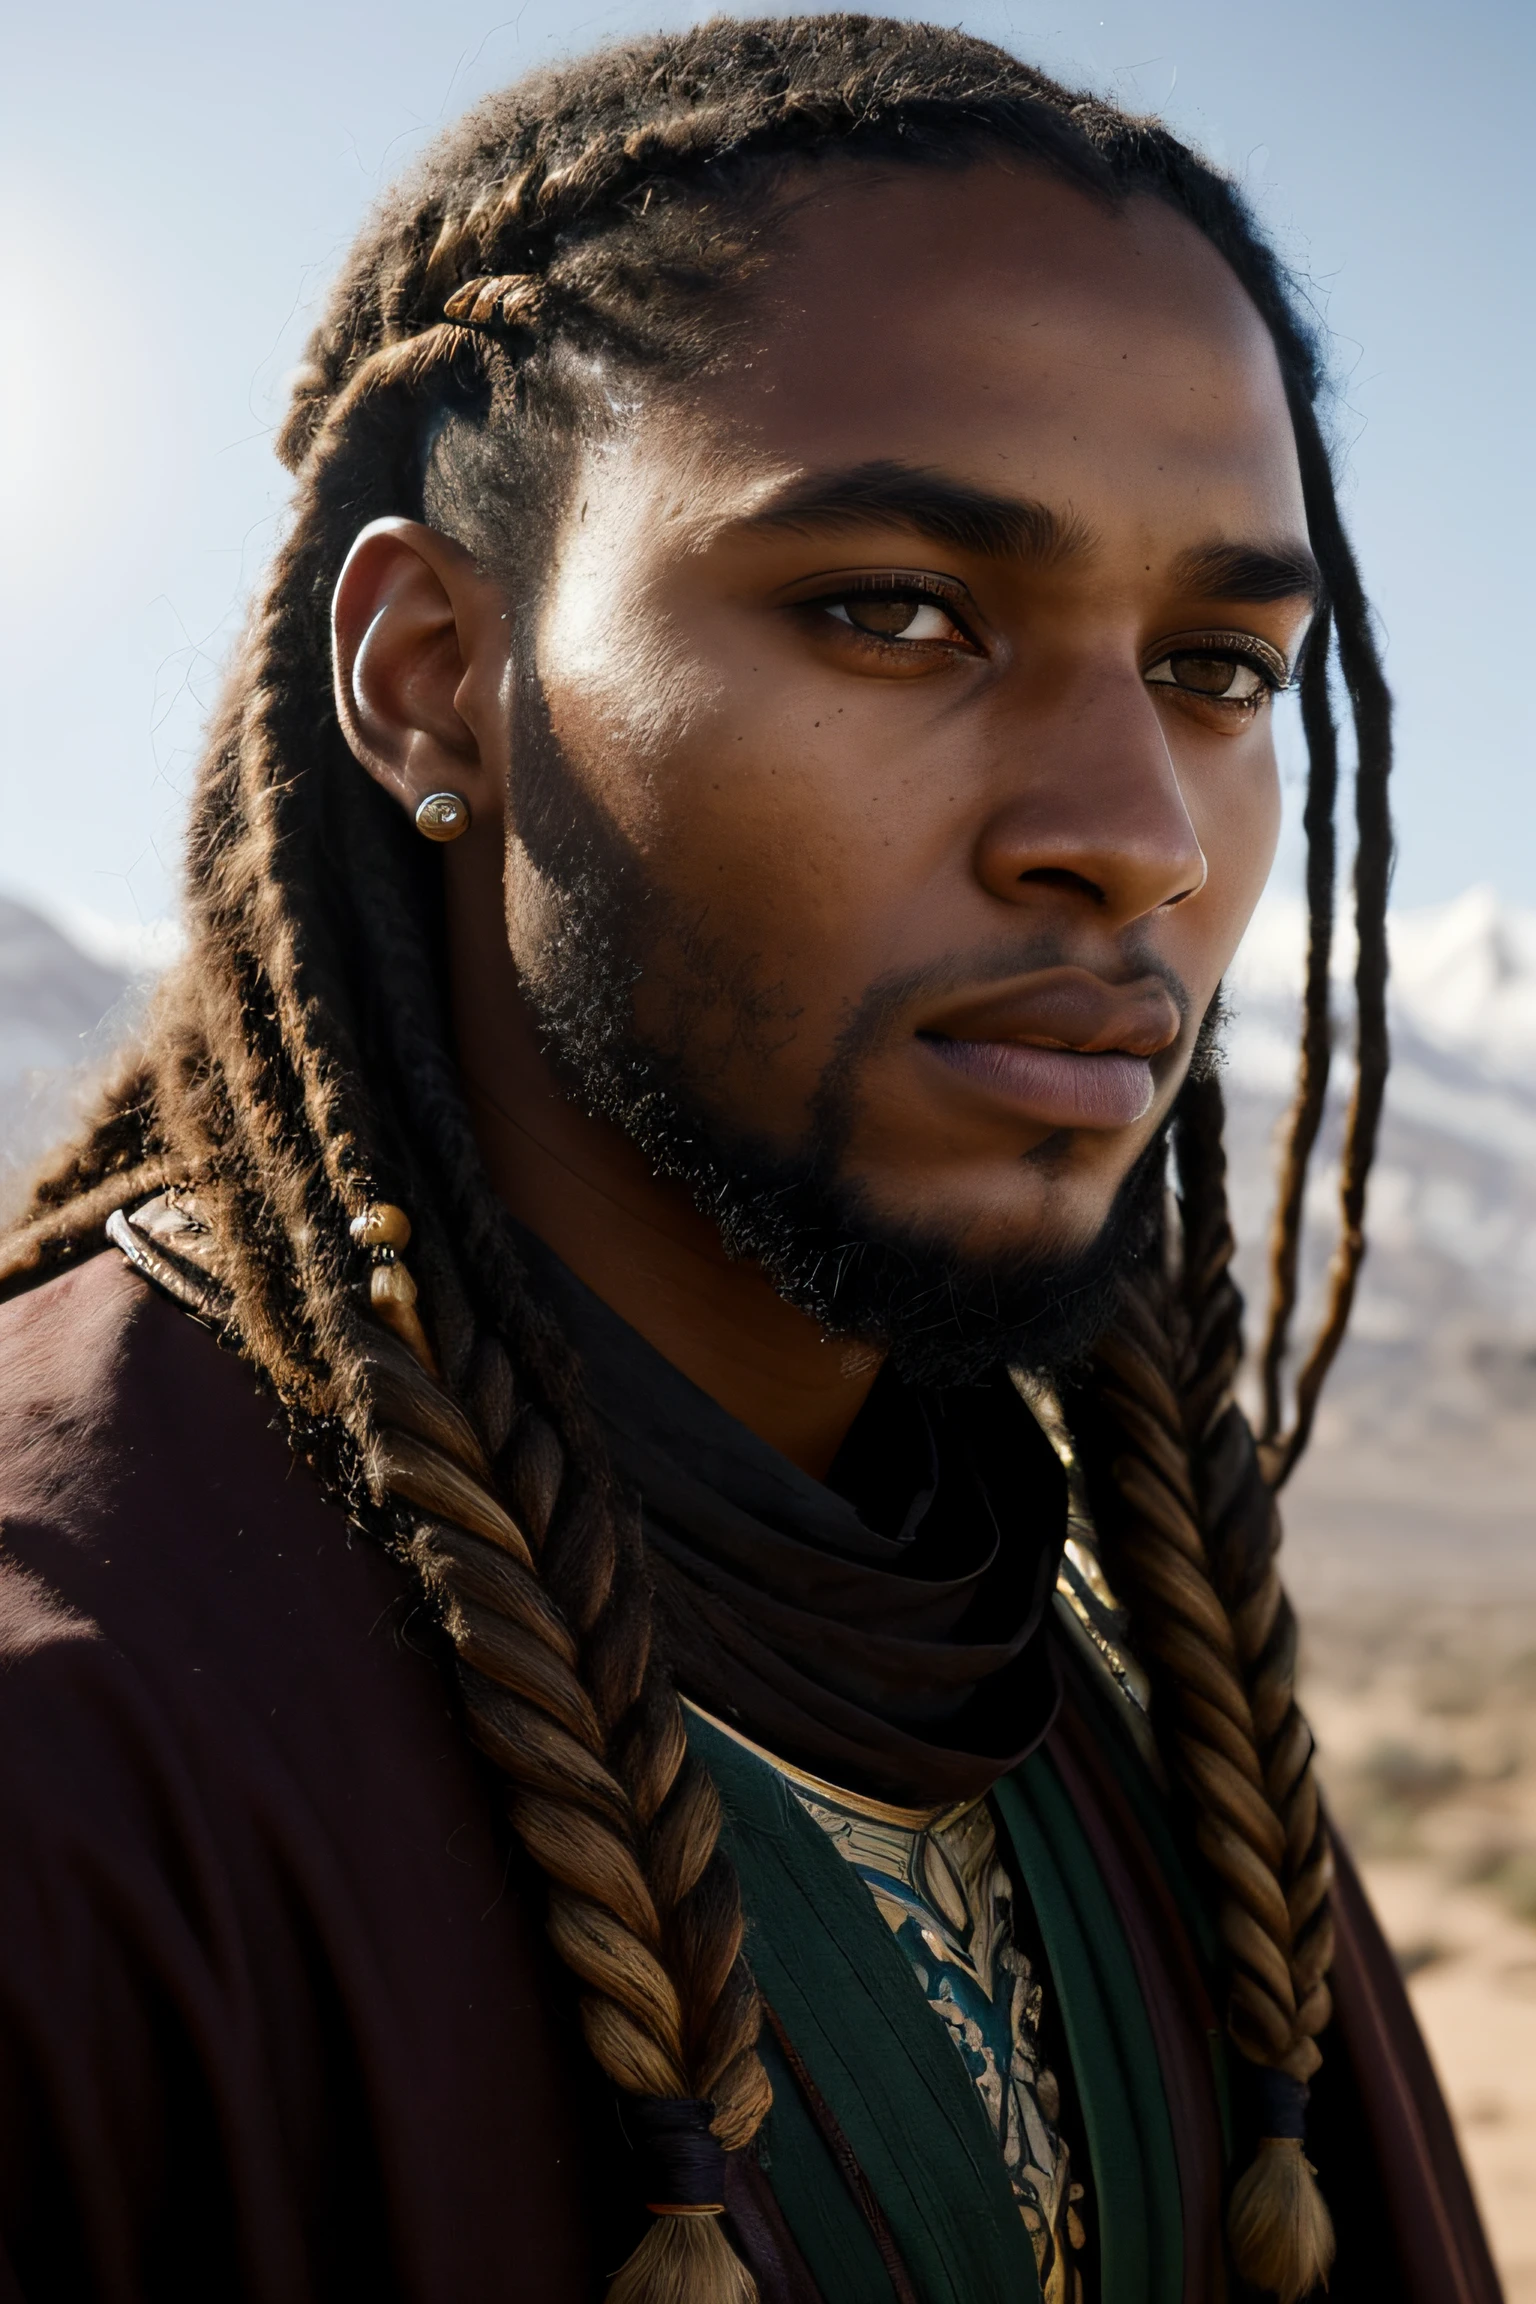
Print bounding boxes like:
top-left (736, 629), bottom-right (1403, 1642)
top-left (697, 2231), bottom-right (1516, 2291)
top-left (624, 161), bottom-right (1304, 544)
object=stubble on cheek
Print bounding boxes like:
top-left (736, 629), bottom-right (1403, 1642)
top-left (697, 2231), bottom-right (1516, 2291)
top-left (503, 643), bottom-right (823, 1148)
top-left (523, 553), bottom-right (838, 1125)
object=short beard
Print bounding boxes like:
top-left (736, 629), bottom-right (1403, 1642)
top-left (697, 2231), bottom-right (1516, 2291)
top-left (632, 1102), bottom-right (1171, 1387)
top-left (507, 684), bottom-right (1191, 1389)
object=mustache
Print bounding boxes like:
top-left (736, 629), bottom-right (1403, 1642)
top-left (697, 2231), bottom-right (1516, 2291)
top-left (810, 935), bottom-right (1195, 1136)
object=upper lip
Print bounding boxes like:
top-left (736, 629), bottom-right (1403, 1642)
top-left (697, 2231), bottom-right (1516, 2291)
top-left (919, 966), bottom-right (1183, 1060)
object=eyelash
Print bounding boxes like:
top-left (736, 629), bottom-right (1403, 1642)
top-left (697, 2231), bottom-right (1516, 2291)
top-left (1143, 633), bottom-right (1293, 715)
top-left (808, 575), bottom-right (978, 648)
top-left (802, 584), bottom-right (1293, 712)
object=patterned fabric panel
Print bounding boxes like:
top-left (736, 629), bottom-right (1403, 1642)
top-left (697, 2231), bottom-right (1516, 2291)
top-left (791, 1779), bottom-right (1087, 2303)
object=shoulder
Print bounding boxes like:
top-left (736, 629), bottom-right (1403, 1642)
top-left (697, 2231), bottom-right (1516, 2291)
top-left (0, 1246), bottom-right (431, 1812)
top-left (0, 1242), bottom-right (288, 1535)
top-left (0, 1245), bottom-right (356, 1640)
top-left (0, 1265), bottom-right (600, 2299)
top-left (0, 1245), bottom-right (517, 2067)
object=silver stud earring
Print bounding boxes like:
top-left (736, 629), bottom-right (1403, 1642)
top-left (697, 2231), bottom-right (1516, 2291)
top-left (414, 789), bottom-right (471, 842)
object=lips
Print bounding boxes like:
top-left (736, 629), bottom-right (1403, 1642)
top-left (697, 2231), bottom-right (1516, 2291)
top-left (919, 965), bottom-right (1182, 1133)
top-left (924, 1038), bottom-right (1156, 1127)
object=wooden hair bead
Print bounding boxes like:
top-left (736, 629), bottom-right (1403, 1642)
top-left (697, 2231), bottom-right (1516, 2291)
top-left (370, 1261), bottom-right (419, 1310)
top-left (350, 1202), bottom-right (412, 1251)
top-left (367, 1259), bottom-right (438, 1377)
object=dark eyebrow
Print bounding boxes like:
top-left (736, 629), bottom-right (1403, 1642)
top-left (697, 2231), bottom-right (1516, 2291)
top-left (739, 459), bottom-right (1093, 564)
top-left (1171, 539), bottom-right (1323, 608)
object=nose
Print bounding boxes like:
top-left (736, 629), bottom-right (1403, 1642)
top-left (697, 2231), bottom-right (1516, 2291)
top-left (973, 669), bottom-right (1207, 927)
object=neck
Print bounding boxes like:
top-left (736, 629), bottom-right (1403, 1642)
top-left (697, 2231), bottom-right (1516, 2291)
top-left (449, 892), bottom-right (880, 1478)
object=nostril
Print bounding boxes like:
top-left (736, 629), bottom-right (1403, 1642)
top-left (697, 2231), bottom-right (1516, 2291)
top-left (1162, 859), bottom-right (1209, 909)
top-left (1016, 866), bottom-right (1106, 905)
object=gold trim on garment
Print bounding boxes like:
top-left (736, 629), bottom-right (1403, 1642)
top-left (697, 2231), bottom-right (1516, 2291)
top-left (680, 1699), bottom-right (983, 1835)
top-left (1012, 1371), bottom-right (1163, 1780)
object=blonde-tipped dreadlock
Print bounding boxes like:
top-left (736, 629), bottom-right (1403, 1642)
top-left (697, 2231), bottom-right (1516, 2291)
top-left (3, 20), bottom-right (1390, 2301)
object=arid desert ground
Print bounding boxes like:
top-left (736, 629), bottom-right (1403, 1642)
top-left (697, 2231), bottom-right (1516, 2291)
top-left (1285, 1407), bottom-right (1536, 2297)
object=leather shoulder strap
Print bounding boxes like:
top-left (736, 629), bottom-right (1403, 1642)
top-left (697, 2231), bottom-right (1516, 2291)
top-left (106, 1191), bottom-right (230, 1324)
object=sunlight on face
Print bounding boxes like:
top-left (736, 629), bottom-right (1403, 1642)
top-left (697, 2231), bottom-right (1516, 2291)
top-left (511, 166), bottom-right (1309, 1270)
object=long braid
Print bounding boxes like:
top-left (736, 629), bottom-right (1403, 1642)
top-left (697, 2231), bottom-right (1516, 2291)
top-left (304, 356), bottom-right (775, 2179)
top-left (1267, 473), bottom-right (1395, 1481)
top-left (1259, 607), bottom-right (1339, 1442)
top-left (1069, 1072), bottom-right (1336, 2304)
top-left (245, 312), bottom-right (772, 2299)
top-left (1176, 1078), bottom-right (1335, 2278)
top-left (1062, 117), bottom-right (1390, 2298)
top-left (4, 21), bottom-right (1394, 2302)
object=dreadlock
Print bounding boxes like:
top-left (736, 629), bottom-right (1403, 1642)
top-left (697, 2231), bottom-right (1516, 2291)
top-left (2, 18), bottom-right (1391, 2303)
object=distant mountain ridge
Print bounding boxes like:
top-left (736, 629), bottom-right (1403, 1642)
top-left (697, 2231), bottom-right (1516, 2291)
top-left (1223, 886), bottom-right (1536, 1441)
top-left (1229, 883), bottom-right (1536, 1097)
top-left (0, 895), bottom-right (127, 1081)
top-left (0, 894), bottom-right (135, 1214)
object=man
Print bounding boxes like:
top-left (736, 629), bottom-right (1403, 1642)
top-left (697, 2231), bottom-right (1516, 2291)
top-left (0, 18), bottom-right (1498, 2304)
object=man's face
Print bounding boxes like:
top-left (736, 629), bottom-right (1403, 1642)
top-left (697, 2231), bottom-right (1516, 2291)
top-left (499, 162), bottom-right (1311, 1318)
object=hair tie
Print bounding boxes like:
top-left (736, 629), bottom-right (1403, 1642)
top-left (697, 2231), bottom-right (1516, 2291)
top-left (625, 2096), bottom-right (727, 2217)
top-left (1250, 2066), bottom-right (1310, 2143)
top-left (1228, 2068), bottom-right (1333, 2301)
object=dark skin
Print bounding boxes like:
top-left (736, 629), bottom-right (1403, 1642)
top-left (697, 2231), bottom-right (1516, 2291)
top-left (334, 162), bottom-right (1316, 1476)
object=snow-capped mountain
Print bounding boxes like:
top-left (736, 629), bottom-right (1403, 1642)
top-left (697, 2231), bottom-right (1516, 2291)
top-left (0, 895), bottom-right (139, 1214)
top-left (1224, 887), bottom-right (1536, 1442)
top-left (0, 896), bottom-right (127, 1080)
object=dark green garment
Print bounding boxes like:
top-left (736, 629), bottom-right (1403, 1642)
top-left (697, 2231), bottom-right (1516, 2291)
top-left (691, 1711), bottom-right (1183, 2304)
top-left (995, 1764), bottom-right (1182, 2304)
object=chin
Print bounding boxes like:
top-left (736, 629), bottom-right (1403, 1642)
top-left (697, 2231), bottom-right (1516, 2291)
top-left (863, 1141), bottom-right (1156, 1270)
top-left (719, 1130), bottom-right (1172, 1389)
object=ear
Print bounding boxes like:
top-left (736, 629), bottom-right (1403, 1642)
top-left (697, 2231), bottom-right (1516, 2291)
top-left (332, 518), bottom-right (512, 833)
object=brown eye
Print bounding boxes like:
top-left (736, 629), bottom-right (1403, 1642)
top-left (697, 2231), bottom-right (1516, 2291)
top-left (1175, 653), bottom-right (1250, 695)
top-left (827, 593), bottom-right (965, 643)
top-left (849, 597), bottom-right (923, 636)
top-left (1145, 649), bottom-right (1273, 705)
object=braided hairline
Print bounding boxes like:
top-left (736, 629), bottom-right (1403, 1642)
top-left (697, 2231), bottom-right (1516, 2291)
top-left (3, 21), bottom-right (1392, 2302)
top-left (276, 51), bottom-right (1133, 478)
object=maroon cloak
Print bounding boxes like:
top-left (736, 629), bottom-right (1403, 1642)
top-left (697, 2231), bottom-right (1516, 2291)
top-left (0, 1251), bottom-right (1501, 2302)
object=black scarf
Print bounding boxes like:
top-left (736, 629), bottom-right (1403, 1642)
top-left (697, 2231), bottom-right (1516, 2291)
top-left (518, 1230), bottom-right (1068, 1805)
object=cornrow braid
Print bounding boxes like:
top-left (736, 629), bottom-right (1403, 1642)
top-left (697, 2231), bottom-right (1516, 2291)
top-left (4, 20), bottom-right (1392, 2303)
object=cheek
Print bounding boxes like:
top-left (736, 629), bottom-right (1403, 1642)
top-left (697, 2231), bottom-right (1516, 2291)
top-left (542, 681), bottom-right (952, 1132)
top-left (662, 712), bottom-right (962, 1001)
top-left (545, 622), bottom-right (926, 969)
top-left (536, 565), bottom-right (725, 854)
top-left (1180, 733), bottom-right (1283, 987)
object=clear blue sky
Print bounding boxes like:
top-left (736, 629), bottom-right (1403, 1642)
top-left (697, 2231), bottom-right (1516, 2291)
top-left (3, 0), bottom-right (1531, 935)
